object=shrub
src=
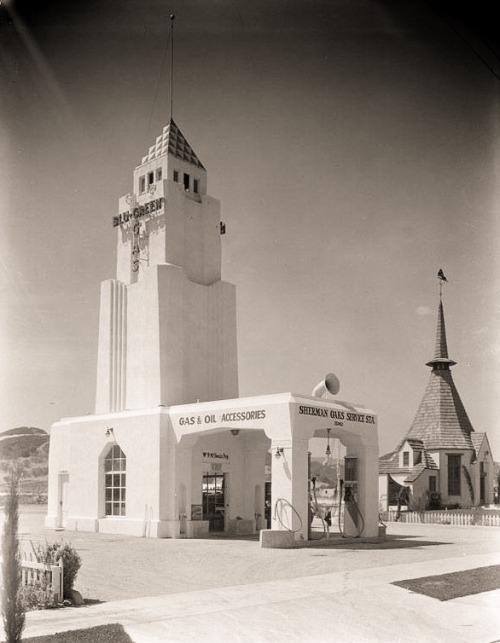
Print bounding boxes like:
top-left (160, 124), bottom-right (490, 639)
top-left (33, 542), bottom-right (82, 599)
top-left (1, 464), bottom-right (25, 643)
top-left (19, 580), bottom-right (58, 611)
top-left (427, 491), bottom-right (442, 510)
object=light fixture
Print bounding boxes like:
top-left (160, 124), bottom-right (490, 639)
top-left (105, 427), bottom-right (114, 438)
top-left (275, 447), bottom-right (284, 459)
top-left (231, 429), bottom-right (240, 436)
top-left (323, 428), bottom-right (333, 466)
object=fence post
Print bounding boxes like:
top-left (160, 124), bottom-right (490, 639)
top-left (48, 559), bottom-right (64, 603)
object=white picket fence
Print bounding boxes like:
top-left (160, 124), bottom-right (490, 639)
top-left (382, 510), bottom-right (500, 527)
top-left (1, 552), bottom-right (64, 602)
top-left (20, 556), bottom-right (64, 602)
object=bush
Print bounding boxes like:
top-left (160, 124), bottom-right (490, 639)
top-left (1, 465), bottom-right (25, 643)
top-left (427, 491), bottom-right (442, 510)
top-left (19, 580), bottom-right (58, 611)
top-left (33, 542), bottom-right (82, 599)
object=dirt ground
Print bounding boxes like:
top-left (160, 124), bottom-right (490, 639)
top-left (7, 505), bottom-right (500, 603)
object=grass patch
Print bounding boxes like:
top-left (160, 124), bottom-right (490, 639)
top-left (23, 623), bottom-right (134, 642)
top-left (393, 564), bottom-right (500, 601)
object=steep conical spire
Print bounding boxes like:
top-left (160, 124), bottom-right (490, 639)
top-left (434, 300), bottom-right (449, 359)
top-left (426, 299), bottom-right (456, 370)
top-left (404, 288), bottom-right (474, 450)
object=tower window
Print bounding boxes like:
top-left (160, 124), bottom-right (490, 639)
top-left (173, 170), bottom-right (179, 182)
top-left (193, 179), bottom-right (199, 194)
top-left (448, 454), bottom-right (461, 496)
top-left (183, 173), bottom-right (190, 191)
top-left (147, 172), bottom-right (154, 186)
top-left (156, 168), bottom-right (162, 181)
top-left (139, 176), bottom-right (145, 194)
top-left (104, 444), bottom-right (126, 516)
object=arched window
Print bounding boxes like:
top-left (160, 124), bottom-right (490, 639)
top-left (104, 445), bottom-right (126, 516)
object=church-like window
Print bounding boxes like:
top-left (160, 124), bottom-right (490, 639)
top-left (429, 476), bottom-right (437, 492)
top-left (104, 444), bottom-right (126, 516)
top-left (402, 451), bottom-right (409, 467)
top-left (448, 454), bottom-right (461, 496)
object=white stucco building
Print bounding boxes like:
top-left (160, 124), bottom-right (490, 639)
top-left (46, 119), bottom-right (381, 542)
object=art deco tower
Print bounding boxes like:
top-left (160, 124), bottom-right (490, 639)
top-left (94, 119), bottom-right (239, 413)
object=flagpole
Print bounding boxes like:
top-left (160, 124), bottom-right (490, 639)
top-left (169, 14), bottom-right (175, 121)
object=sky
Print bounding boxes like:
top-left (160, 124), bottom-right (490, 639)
top-left (0, 0), bottom-right (499, 458)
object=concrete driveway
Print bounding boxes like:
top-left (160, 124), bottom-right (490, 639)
top-left (3, 506), bottom-right (500, 641)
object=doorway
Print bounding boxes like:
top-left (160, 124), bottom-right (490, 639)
top-left (57, 472), bottom-right (69, 529)
top-left (202, 473), bottom-right (226, 532)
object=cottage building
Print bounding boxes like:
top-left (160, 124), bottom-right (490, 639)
top-left (379, 295), bottom-right (495, 510)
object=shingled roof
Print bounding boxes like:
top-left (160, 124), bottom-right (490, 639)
top-left (140, 119), bottom-right (205, 169)
top-left (404, 299), bottom-right (474, 450)
top-left (379, 294), bottom-right (476, 480)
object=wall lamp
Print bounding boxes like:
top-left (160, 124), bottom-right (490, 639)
top-left (105, 427), bottom-right (114, 438)
top-left (230, 429), bottom-right (240, 436)
top-left (275, 447), bottom-right (284, 459)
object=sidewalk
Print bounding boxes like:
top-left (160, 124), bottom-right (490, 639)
top-left (3, 510), bottom-right (500, 642)
top-left (17, 551), bottom-right (500, 642)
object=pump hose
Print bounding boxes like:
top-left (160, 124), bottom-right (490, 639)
top-left (310, 481), bottom-right (327, 537)
top-left (346, 498), bottom-right (365, 537)
top-left (338, 480), bottom-right (344, 536)
top-left (273, 498), bottom-right (303, 533)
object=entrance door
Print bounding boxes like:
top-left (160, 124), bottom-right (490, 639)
top-left (57, 472), bottom-right (69, 529)
top-left (265, 481), bottom-right (272, 528)
top-left (480, 462), bottom-right (486, 505)
top-left (202, 473), bottom-right (226, 532)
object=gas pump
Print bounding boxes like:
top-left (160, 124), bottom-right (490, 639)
top-left (344, 457), bottom-right (358, 506)
top-left (342, 456), bottom-right (364, 536)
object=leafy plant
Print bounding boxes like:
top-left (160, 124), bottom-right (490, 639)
top-left (427, 491), bottom-right (442, 510)
top-left (33, 541), bottom-right (82, 599)
top-left (1, 464), bottom-right (25, 643)
top-left (19, 580), bottom-right (58, 611)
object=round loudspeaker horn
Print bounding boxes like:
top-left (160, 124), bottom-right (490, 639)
top-left (311, 373), bottom-right (340, 397)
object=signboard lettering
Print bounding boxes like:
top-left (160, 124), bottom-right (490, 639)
top-left (113, 197), bottom-right (164, 227)
top-left (298, 405), bottom-right (375, 427)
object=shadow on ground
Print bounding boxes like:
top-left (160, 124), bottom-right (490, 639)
top-left (292, 534), bottom-right (451, 550)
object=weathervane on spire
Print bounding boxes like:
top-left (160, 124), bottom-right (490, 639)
top-left (437, 268), bottom-right (448, 299)
top-left (169, 14), bottom-right (175, 121)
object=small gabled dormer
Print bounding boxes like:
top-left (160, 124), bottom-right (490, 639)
top-left (399, 439), bottom-right (424, 468)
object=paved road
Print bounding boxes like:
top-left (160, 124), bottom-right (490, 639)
top-left (2, 506), bottom-right (500, 641)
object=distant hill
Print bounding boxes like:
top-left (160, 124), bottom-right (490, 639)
top-left (0, 427), bottom-right (49, 502)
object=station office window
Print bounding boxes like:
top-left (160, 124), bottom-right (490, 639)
top-left (104, 445), bottom-right (126, 516)
top-left (147, 171), bottom-right (154, 186)
top-left (156, 168), bottom-right (162, 181)
top-left (447, 454), bottom-right (461, 496)
top-left (193, 178), bottom-right (199, 194)
top-left (183, 173), bottom-right (190, 191)
top-left (139, 176), bottom-right (145, 194)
